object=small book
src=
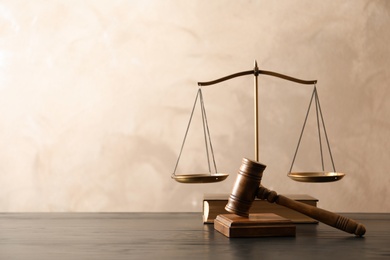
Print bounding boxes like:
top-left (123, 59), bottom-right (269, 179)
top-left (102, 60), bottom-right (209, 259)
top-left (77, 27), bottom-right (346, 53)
top-left (203, 193), bottom-right (318, 224)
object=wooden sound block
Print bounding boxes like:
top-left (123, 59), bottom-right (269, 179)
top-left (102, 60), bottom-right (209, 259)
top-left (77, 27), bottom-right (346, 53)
top-left (214, 213), bottom-right (296, 238)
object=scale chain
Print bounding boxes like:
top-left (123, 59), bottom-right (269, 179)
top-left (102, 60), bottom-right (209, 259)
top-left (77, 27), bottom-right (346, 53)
top-left (172, 88), bottom-right (218, 177)
top-left (289, 85), bottom-right (336, 174)
top-left (172, 89), bottom-right (201, 177)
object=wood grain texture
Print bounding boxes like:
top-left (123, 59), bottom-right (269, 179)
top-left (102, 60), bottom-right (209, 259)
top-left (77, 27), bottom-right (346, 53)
top-left (0, 213), bottom-right (389, 259)
top-left (214, 213), bottom-right (296, 238)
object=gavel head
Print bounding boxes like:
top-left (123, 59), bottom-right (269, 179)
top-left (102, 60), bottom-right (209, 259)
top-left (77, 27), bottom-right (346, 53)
top-left (225, 158), bottom-right (266, 217)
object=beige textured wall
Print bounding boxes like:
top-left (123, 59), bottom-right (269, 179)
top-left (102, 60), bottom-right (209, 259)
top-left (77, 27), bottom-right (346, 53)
top-left (0, 0), bottom-right (389, 212)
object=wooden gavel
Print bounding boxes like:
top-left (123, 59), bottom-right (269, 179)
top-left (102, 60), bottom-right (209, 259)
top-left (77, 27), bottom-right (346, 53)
top-left (225, 158), bottom-right (366, 237)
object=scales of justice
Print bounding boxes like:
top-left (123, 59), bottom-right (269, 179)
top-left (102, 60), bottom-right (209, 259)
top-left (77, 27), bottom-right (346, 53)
top-left (171, 61), bottom-right (366, 237)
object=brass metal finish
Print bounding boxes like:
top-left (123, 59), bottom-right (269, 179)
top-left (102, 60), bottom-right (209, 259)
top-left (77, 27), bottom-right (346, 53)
top-left (198, 62), bottom-right (316, 164)
top-left (197, 69), bottom-right (317, 86)
top-left (288, 172), bottom-right (345, 182)
top-left (287, 86), bottom-right (343, 182)
top-left (172, 173), bottom-right (228, 183)
top-left (198, 70), bottom-right (253, 86)
top-left (174, 61), bottom-right (342, 183)
top-left (172, 88), bottom-right (228, 184)
top-left (254, 61), bottom-right (259, 161)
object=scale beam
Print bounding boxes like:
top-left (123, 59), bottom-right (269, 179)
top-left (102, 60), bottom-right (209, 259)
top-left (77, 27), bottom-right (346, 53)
top-left (198, 69), bottom-right (317, 86)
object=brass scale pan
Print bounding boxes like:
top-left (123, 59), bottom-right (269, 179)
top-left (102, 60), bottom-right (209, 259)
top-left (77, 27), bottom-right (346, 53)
top-left (288, 172), bottom-right (345, 182)
top-left (172, 173), bottom-right (229, 184)
top-left (171, 87), bottom-right (229, 183)
top-left (172, 65), bottom-right (344, 183)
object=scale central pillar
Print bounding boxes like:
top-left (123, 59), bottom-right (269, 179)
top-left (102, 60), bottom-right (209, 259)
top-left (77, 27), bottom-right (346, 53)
top-left (254, 60), bottom-right (259, 162)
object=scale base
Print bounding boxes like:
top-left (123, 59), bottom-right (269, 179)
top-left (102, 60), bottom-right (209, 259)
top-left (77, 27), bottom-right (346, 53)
top-left (214, 213), bottom-right (296, 238)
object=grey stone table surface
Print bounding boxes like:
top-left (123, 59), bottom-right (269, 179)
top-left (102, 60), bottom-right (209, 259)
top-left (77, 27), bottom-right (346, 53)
top-left (0, 213), bottom-right (389, 259)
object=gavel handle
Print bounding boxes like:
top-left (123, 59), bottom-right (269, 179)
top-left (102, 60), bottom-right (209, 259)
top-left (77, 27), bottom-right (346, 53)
top-left (257, 185), bottom-right (366, 237)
